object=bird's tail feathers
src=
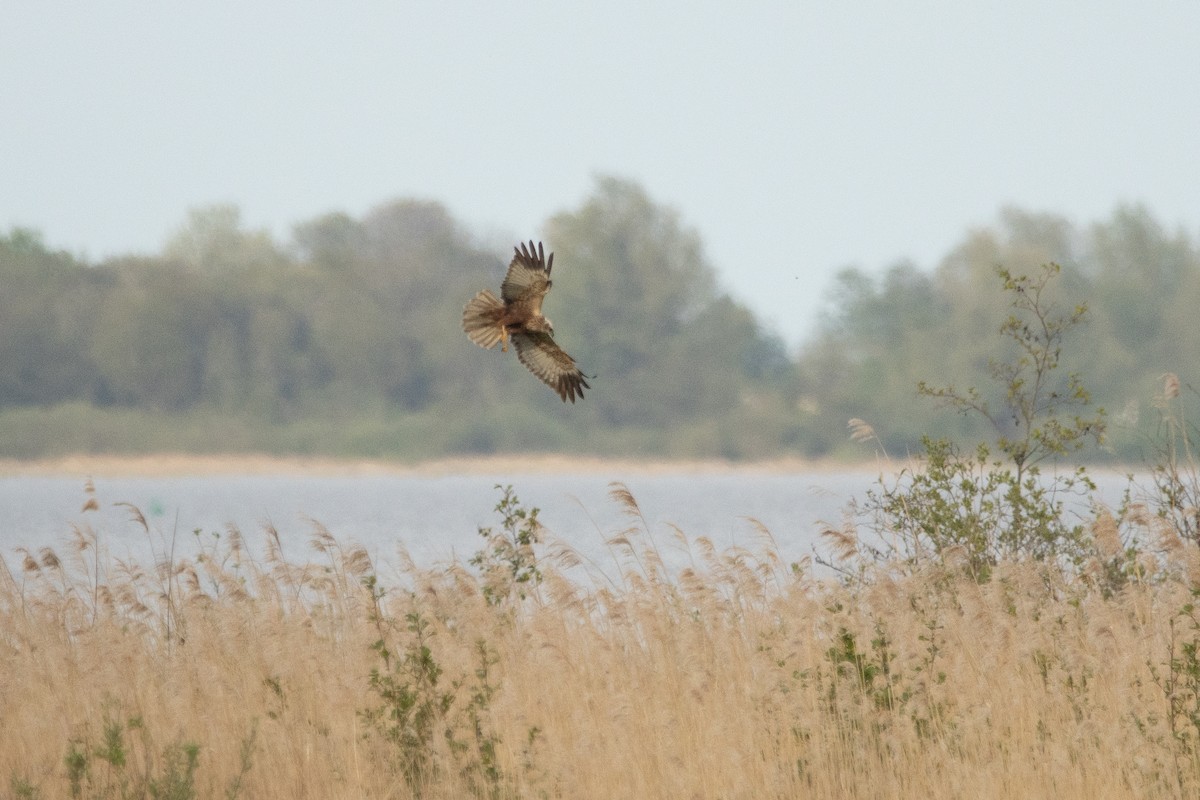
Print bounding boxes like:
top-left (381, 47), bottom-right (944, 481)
top-left (462, 290), bottom-right (505, 349)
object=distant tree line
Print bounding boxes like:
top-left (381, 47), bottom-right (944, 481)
top-left (0, 179), bottom-right (795, 458)
top-left (1, 178), bottom-right (1197, 460)
top-left (801, 205), bottom-right (1200, 460)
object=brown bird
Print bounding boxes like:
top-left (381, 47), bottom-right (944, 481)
top-left (462, 240), bottom-right (591, 403)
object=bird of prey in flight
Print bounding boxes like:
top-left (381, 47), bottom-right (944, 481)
top-left (462, 240), bottom-right (591, 403)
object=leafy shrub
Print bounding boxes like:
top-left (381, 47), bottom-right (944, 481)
top-left (470, 485), bottom-right (544, 605)
top-left (839, 264), bottom-right (1105, 578)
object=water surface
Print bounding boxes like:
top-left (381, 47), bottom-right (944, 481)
top-left (0, 468), bottom-right (1137, 577)
top-left (0, 470), bottom-right (870, 572)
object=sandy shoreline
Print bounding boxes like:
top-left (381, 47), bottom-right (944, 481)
top-left (0, 452), bottom-right (885, 479)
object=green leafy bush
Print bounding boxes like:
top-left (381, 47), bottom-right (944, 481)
top-left (842, 265), bottom-right (1105, 578)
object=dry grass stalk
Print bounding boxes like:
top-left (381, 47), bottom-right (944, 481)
top-left (2, 495), bottom-right (1200, 799)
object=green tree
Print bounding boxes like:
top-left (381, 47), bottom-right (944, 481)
top-left (163, 205), bottom-right (287, 274)
top-left (292, 211), bottom-right (362, 273)
top-left (294, 199), bottom-right (499, 413)
top-left (799, 207), bottom-right (1126, 458)
top-left (918, 264), bottom-right (1105, 476)
top-left (853, 264), bottom-right (1105, 578)
top-left (800, 262), bottom-right (952, 455)
top-left (543, 176), bottom-right (792, 442)
top-left (89, 264), bottom-right (215, 411)
top-left (1089, 205), bottom-right (1190, 355)
top-left (0, 229), bottom-right (101, 406)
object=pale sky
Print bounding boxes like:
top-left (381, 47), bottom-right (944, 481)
top-left (3, 2), bottom-right (1199, 346)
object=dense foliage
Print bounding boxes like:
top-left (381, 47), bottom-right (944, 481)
top-left (2, 181), bottom-right (1198, 460)
top-left (0, 179), bottom-right (795, 459)
top-left (801, 205), bottom-right (1200, 460)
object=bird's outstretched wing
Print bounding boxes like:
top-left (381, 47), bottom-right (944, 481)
top-left (510, 330), bottom-right (590, 403)
top-left (501, 240), bottom-right (553, 308)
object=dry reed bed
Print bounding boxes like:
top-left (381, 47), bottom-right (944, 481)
top-left (2, 490), bottom-right (1199, 798)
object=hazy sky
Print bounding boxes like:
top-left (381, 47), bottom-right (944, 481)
top-left (4, 2), bottom-right (1199, 346)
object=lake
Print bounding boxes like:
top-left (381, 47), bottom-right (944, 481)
top-left (0, 466), bottom-right (1139, 579)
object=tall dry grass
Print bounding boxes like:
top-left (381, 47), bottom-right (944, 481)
top-left (3, 481), bottom-right (1200, 798)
